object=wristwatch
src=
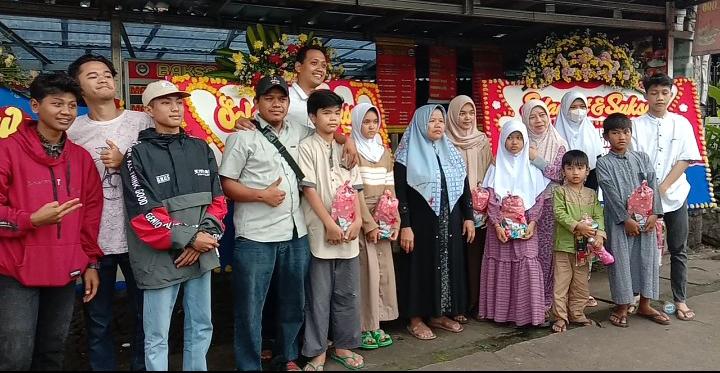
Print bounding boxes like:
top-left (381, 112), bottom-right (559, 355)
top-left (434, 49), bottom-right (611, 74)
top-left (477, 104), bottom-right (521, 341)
top-left (87, 262), bottom-right (100, 270)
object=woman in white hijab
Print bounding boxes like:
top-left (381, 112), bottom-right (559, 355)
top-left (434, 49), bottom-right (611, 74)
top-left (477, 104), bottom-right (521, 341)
top-left (555, 91), bottom-right (605, 190)
top-left (478, 119), bottom-right (550, 327)
top-left (445, 95), bottom-right (493, 323)
top-left (521, 99), bottom-right (568, 315)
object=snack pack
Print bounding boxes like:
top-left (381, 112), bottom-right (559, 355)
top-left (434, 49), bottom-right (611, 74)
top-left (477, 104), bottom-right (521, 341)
top-left (628, 180), bottom-right (654, 229)
top-left (577, 215), bottom-right (614, 266)
top-left (331, 181), bottom-right (357, 232)
top-left (373, 190), bottom-right (399, 239)
top-left (500, 194), bottom-right (528, 239)
top-left (471, 186), bottom-right (490, 227)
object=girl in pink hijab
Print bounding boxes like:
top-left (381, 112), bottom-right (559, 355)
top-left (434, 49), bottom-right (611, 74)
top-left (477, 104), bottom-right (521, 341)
top-left (520, 99), bottom-right (568, 314)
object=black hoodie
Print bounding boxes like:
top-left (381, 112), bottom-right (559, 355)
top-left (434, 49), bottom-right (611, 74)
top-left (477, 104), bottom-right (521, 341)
top-left (120, 127), bottom-right (227, 290)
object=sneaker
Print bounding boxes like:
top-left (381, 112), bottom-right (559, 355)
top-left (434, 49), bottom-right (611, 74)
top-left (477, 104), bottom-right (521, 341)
top-left (285, 361), bottom-right (302, 371)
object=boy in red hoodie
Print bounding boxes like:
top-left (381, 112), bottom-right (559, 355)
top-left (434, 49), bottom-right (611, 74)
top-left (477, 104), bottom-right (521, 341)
top-left (0, 72), bottom-right (104, 370)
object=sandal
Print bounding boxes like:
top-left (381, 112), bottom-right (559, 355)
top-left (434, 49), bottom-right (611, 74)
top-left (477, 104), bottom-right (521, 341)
top-left (330, 351), bottom-right (364, 371)
top-left (587, 296), bottom-right (598, 307)
top-left (428, 317), bottom-right (464, 333)
top-left (552, 319), bottom-right (567, 333)
top-left (609, 312), bottom-right (628, 328)
top-left (637, 310), bottom-right (671, 325)
top-left (406, 322), bottom-right (436, 340)
top-left (676, 307), bottom-right (696, 321)
top-left (570, 318), bottom-right (593, 327)
top-left (303, 362), bottom-right (325, 371)
top-left (453, 314), bottom-right (469, 324)
top-left (359, 331), bottom-right (379, 350)
top-left (372, 329), bottom-right (393, 347)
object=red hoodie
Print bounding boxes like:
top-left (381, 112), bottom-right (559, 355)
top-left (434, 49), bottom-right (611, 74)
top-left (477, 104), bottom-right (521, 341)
top-left (0, 120), bottom-right (104, 287)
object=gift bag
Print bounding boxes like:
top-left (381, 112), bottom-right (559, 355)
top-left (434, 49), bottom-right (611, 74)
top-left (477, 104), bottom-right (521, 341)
top-left (373, 189), bottom-right (399, 240)
top-left (471, 186), bottom-right (490, 227)
top-left (500, 194), bottom-right (528, 239)
top-left (331, 181), bottom-right (357, 232)
top-left (577, 215), bottom-right (614, 266)
top-left (627, 180), bottom-right (654, 229)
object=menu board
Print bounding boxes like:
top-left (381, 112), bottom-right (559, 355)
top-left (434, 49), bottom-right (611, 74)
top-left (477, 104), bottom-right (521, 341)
top-left (429, 46), bottom-right (457, 101)
top-left (376, 39), bottom-right (416, 127)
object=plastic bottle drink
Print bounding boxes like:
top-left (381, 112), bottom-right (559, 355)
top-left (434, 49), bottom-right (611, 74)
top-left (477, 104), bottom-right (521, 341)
top-left (663, 302), bottom-right (676, 315)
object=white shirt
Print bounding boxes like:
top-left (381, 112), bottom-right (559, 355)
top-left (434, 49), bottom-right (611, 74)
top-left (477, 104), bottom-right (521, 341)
top-left (219, 115), bottom-right (314, 242)
top-left (67, 110), bottom-right (154, 255)
top-left (631, 112), bottom-right (701, 213)
top-left (287, 83), bottom-right (315, 129)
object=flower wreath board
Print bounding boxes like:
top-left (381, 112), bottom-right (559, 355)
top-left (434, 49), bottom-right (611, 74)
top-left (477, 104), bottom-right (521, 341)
top-left (480, 79), bottom-right (714, 209)
top-left (172, 75), bottom-right (390, 162)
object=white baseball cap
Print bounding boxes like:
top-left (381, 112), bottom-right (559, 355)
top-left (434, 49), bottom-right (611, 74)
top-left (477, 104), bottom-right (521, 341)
top-left (142, 80), bottom-right (190, 106)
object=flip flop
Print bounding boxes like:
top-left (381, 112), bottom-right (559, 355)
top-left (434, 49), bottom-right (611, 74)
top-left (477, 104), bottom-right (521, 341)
top-left (372, 329), bottom-right (393, 347)
top-left (303, 362), bottom-right (325, 371)
top-left (609, 312), bottom-right (628, 328)
top-left (453, 314), bottom-right (470, 324)
top-left (676, 308), bottom-right (696, 321)
top-left (428, 318), bottom-right (464, 333)
top-left (359, 331), bottom-right (379, 350)
top-left (637, 311), bottom-right (671, 325)
top-left (587, 296), bottom-right (598, 307)
top-left (330, 352), bottom-right (364, 371)
top-left (552, 319), bottom-right (567, 333)
top-left (406, 323), bottom-right (437, 340)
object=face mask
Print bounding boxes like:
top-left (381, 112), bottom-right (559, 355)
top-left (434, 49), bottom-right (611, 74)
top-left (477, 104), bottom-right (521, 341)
top-left (568, 108), bottom-right (588, 123)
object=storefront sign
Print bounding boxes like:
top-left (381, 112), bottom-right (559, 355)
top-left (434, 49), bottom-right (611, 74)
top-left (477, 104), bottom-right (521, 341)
top-left (429, 46), bottom-right (457, 101)
top-left (125, 60), bottom-right (217, 112)
top-left (376, 39), bottom-right (416, 129)
top-left (170, 76), bottom-right (389, 160)
top-left (694, 0), bottom-right (720, 55)
top-left (480, 79), bottom-right (714, 209)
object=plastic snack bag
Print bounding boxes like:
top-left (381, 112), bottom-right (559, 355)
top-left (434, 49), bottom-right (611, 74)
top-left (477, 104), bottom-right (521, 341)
top-left (331, 181), bottom-right (357, 232)
top-left (373, 190), bottom-right (399, 239)
top-left (500, 194), bottom-right (528, 239)
top-left (577, 215), bottom-right (614, 266)
top-left (471, 186), bottom-right (490, 227)
top-left (627, 180), bottom-right (654, 229)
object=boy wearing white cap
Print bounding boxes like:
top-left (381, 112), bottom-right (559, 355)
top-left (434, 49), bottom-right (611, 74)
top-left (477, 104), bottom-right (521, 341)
top-left (121, 80), bottom-right (228, 371)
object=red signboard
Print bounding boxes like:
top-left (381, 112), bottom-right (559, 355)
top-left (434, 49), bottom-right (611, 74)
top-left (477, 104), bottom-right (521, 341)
top-left (376, 40), bottom-right (416, 127)
top-left (127, 60), bottom-right (216, 80)
top-left (429, 46), bottom-right (457, 101)
top-left (694, 1), bottom-right (720, 55)
top-left (472, 46), bottom-right (504, 126)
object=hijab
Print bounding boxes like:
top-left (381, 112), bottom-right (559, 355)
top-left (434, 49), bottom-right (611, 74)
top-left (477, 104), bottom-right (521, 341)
top-left (483, 120), bottom-right (549, 210)
top-left (520, 99), bottom-right (568, 163)
top-left (445, 95), bottom-right (493, 188)
top-left (554, 91), bottom-right (605, 169)
top-left (395, 104), bottom-right (467, 216)
top-left (350, 103), bottom-right (386, 163)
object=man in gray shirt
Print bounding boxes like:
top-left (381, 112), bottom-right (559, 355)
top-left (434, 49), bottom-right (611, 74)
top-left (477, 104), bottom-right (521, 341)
top-left (220, 76), bottom-right (313, 371)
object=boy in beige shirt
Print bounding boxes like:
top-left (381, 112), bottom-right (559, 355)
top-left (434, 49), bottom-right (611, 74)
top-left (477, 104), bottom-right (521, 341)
top-left (299, 90), bottom-right (365, 371)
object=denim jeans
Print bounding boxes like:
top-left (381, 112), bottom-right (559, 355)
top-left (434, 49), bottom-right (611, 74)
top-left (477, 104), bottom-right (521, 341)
top-left (232, 235), bottom-right (310, 371)
top-left (84, 253), bottom-right (145, 371)
top-left (0, 275), bottom-right (75, 370)
top-left (143, 271), bottom-right (213, 371)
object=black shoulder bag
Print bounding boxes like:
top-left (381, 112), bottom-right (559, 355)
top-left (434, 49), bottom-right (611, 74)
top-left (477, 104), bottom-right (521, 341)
top-left (252, 120), bottom-right (305, 184)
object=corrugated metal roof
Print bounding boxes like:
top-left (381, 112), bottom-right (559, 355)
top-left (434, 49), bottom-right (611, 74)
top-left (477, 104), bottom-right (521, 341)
top-left (0, 15), bottom-right (376, 75)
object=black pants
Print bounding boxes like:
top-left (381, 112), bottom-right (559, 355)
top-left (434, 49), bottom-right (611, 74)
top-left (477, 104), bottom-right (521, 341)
top-left (0, 275), bottom-right (75, 370)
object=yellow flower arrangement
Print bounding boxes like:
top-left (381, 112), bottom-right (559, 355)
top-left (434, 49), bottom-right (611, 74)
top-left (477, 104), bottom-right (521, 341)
top-left (522, 30), bottom-right (641, 90)
top-left (0, 44), bottom-right (34, 89)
